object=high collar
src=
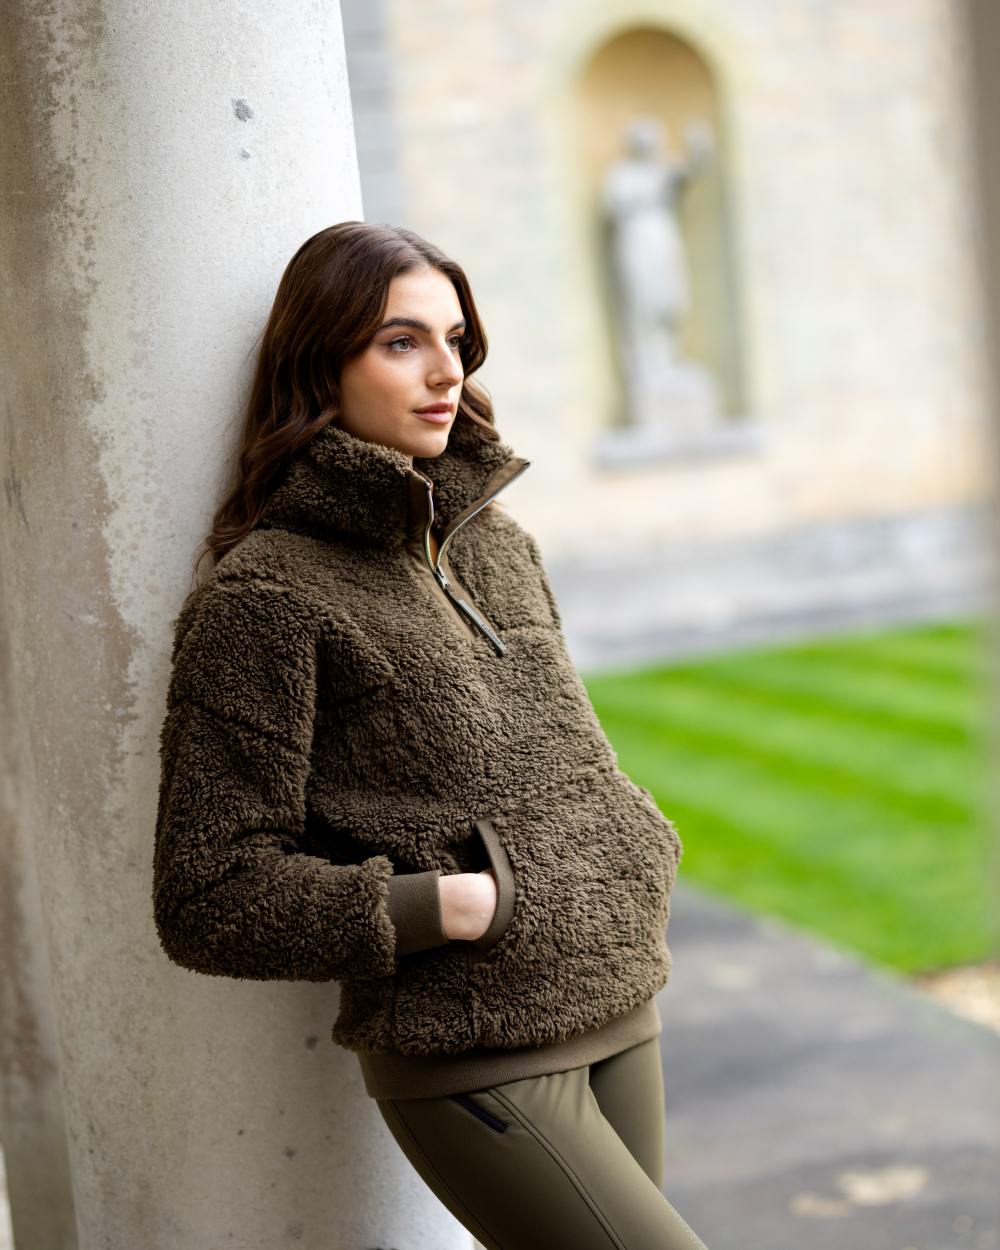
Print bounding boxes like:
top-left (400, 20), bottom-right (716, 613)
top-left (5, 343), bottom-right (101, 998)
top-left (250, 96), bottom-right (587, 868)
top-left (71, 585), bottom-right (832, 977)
top-left (255, 411), bottom-right (530, 547)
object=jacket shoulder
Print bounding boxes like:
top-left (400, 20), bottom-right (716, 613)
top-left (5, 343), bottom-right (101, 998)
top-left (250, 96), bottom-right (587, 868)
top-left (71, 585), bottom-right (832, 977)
top-left (166, 562), bottom-right (320, 746)
top-left (213, 525), bottom-right (331, 592)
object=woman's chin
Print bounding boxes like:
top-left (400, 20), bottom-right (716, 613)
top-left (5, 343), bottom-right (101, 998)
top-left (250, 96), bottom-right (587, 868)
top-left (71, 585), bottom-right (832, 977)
top-left (406, 420), bottom-right (453, 457)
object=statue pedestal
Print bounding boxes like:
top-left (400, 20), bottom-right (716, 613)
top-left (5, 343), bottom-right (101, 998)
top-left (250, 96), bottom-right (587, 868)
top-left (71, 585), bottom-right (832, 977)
top-left (628, 359), bottom-right (722, 432)
top-left (592, 411), bottom-right (767, 468)
top-left (594, 359), bottom-right (768, 467)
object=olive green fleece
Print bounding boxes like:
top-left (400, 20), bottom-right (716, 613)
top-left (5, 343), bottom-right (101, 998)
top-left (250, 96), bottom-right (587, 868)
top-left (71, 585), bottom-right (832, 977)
top-left (152, 410), bottom-right (683, 1058)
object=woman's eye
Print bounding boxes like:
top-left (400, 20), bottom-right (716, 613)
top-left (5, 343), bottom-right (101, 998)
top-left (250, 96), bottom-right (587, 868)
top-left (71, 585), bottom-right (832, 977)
top-left (386, 335), bottom-right (465, 353)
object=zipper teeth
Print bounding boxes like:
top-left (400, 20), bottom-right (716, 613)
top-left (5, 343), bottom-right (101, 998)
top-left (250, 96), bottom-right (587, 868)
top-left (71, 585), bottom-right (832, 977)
top-left (421, 480), bottom-right (438, 575)
top-left (420, 466), bottom-right (528, 654)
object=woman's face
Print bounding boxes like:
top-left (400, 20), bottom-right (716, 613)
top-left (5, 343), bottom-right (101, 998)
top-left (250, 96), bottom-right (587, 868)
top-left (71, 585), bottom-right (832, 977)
top-left (337, 266), bottom-right (466, 462)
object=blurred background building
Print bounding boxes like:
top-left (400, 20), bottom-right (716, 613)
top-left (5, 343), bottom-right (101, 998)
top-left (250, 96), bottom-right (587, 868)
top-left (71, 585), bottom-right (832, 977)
top-left (342, 0), bottom-right (994, 669)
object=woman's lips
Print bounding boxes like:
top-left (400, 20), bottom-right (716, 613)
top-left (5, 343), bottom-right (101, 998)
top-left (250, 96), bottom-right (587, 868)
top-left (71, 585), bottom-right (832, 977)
top-left (413, 410), bottom-right (452, 424)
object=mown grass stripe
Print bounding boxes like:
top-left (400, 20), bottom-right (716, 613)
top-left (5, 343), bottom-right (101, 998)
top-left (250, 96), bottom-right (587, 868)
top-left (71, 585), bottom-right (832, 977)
top-left (580, 616), bottom-right (997, 973)
top-left (589, 681), bottom-right (984, 822)
top-left (588, 654), bottom-right (986, 744)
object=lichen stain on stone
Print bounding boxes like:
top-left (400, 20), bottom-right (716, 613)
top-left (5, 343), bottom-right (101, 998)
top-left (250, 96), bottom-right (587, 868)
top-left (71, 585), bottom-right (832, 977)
top-left (4, 455), bottom-right (31, 532)
top-left (231, 98), bottom-right (254, 122)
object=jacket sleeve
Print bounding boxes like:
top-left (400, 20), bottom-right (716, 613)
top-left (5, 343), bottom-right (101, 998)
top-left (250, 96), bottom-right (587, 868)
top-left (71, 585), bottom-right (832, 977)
top-left (152, 575), bottom-right (450, 983)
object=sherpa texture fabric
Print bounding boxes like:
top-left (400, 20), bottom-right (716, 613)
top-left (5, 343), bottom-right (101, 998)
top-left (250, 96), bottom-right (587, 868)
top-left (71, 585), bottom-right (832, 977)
top-left (152, 410), bottom-right (683, 1057)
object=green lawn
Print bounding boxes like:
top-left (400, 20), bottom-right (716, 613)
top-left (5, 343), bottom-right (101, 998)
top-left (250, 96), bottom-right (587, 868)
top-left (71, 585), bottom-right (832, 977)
top-left (582, 619), bottom-right (1000, 974)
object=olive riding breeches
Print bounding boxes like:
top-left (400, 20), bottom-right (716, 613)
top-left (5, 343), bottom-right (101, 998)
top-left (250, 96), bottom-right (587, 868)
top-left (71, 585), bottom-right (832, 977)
top-left (376, 1036), bottom-right (711, 1250)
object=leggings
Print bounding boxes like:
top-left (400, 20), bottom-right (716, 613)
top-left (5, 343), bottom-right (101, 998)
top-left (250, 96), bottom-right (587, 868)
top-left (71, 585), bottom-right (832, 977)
top-left (375, 1036), bottom-right (711, 1250)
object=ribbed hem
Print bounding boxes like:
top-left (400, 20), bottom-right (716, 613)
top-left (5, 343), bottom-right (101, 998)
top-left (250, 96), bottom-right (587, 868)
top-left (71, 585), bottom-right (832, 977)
top-left (358, 997), bottom-right (662, 1100)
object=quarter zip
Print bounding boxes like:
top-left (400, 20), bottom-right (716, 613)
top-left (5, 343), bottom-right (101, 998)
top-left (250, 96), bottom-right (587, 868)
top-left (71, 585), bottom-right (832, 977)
top-left (413, 459), bottom-right (531, 657)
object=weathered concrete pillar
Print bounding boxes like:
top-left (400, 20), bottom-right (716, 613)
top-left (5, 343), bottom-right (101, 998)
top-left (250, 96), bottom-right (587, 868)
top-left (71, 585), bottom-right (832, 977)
top-left (0, 4), bottom-right (470, 1247)
top-left (962, 0), bottom-right (1000, 962)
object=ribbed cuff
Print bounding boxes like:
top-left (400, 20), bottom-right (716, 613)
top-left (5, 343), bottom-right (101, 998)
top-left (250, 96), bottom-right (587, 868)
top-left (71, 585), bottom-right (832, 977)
top-left (385, 869), bottom-right (449, 956)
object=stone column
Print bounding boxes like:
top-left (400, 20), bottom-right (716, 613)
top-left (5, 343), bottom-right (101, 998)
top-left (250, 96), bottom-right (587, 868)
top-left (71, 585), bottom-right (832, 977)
top-left (961, 1), bottom-right (1000, 966)
top-left (0, 3), bottom-right (470, 1247)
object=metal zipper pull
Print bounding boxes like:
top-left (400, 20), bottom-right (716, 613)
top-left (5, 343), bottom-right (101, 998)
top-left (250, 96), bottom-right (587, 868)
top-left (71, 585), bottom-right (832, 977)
top-left (448, 592), bottom-right (507, 655)
top-left (430, 558), bottom-right (506, 654)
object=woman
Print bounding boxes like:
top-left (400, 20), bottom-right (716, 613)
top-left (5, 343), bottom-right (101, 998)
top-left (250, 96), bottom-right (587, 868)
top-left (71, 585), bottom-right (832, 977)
top-left (153, 220), bottom-right (711, 1249)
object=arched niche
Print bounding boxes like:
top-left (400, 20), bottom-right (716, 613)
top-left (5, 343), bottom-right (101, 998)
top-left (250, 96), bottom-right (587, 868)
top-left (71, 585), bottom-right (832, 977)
top-left (575, 24), bottom-right (749, 438)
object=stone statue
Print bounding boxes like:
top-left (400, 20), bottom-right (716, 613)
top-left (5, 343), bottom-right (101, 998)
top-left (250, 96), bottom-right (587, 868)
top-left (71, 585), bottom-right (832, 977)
top-left (599, 114), bottom-right (720, 445)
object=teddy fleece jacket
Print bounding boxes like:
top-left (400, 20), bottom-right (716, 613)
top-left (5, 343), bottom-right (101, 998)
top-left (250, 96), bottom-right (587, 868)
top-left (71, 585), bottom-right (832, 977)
top-left (152, 411), bottom-right (683, 1098)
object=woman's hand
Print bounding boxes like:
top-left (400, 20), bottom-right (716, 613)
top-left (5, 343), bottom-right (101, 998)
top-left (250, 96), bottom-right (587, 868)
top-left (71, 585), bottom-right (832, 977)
top-left (439, 869), bottom-right (497, 941)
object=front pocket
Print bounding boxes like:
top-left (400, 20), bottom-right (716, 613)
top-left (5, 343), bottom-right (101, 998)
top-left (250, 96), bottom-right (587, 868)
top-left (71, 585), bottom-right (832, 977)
top-left (470, 768), bottom-right (678, 976)
top-left (464, 816), bottom-right (517, 968)
top-left (448, 1091), bottom-right (509, 1133)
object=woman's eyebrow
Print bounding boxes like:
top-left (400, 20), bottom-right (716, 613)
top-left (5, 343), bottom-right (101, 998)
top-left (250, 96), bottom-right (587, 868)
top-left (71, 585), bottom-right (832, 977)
top-left (377, 316), bottom-right (467, 333)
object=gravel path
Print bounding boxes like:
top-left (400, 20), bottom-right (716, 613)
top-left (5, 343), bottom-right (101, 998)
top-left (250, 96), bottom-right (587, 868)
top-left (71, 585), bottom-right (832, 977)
top-left (655, 885), bottom-right (1000, 1250)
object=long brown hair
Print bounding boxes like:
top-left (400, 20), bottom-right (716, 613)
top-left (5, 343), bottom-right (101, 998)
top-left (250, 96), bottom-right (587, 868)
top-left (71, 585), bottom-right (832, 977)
top-left (192, 221), bottom-right (498, 584)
